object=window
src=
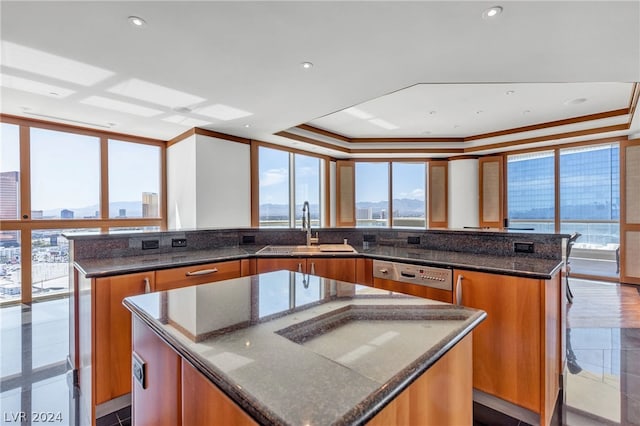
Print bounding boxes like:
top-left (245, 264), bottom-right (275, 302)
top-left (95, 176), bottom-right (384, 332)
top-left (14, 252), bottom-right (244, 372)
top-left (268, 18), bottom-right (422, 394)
top-left (0, 231), bottom-right (21, 304)
top-left (294, 154), bottom-right (321, 228)
top-left (108, 140), bottom-right (161, 218)
top-left (1, 123), bottom-right (21, 219)
top-left (257, 146), bottom-right (324, 228)
top-left (560, 144), bottom-right (619, 250)
top-left (392, 162), bottom-right (426, 228)
top-left (258, 147), bottom-right (290, 227)
top-left (30, 128), bottom-right (100, 219)
top-left (507, 151), bottom-right (555, 232)
top-left (355, 163), bottom-right (389, 227)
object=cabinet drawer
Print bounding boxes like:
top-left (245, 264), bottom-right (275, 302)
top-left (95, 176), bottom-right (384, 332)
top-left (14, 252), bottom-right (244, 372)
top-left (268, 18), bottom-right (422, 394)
top-left (156, 260), bottom-right (241, 291)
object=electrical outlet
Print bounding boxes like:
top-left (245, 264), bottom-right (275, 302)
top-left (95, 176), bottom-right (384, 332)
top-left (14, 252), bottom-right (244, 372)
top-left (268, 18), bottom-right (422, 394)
top-left (241, 235), bottom-right (256, 244)
top-left (407, 236), bottom-right (420, 245)
top-left (514, 242), bottom-right (535, 253)
top-left (142, 239), bottom-right (159, 250)
top-left (172, 238), bottom-right (187, 248)
top-left (132, 352), bottom-right (146, 389)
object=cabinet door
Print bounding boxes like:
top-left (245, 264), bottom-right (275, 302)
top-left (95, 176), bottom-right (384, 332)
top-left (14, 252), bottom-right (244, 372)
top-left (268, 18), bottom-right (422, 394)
top-left (95, 272), bottom-right (155, 404)
top-left (155, 260), bottom-right (242, 291)
top-left (182, 360), bottom-right (257, 425)
top-left (132, 317), bottom-right (181, 426)
top-left (454, 269), bottom-right (541, 412)
top-left (479, 156), bottom-right (504, 228)
top-left (308, 258), bottom-right (356, 282)
top-left (356, 258), bottom-right (373, 286)
top-left (256, 258), bottom-right (305, 274)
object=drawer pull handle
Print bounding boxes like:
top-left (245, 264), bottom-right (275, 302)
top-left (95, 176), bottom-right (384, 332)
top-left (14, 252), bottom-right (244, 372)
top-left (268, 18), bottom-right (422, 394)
top-left (143, 277), bottom-right (151, 293)
top-left (379, 268), bottom-right (389, 274)
top-left (310, 262), bottom-right (315, 275)
top-left (185, 268), bottom-right (219, 277)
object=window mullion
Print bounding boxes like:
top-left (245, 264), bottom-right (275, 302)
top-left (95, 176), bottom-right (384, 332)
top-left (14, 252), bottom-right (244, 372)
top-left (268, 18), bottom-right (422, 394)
top-left (289, 153), bottom-right (296, 228)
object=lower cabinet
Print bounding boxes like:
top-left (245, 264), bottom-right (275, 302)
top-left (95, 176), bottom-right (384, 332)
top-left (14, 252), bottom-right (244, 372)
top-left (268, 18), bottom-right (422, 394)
top-left (453, 269), bottom-right (562, 426)
top-left (131, 316), bottom-right (181, 426)
top-left (256, 257), bottom-right (356, 282)
top-left (155, 260), bottom-right (242, 291)
top-left (94, 272), bottom-right (155, 405)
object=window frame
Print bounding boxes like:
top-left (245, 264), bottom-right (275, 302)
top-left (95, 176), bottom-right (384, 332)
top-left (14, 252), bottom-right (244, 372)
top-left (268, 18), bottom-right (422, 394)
top-left (0, 114), bottom-right (166, 304)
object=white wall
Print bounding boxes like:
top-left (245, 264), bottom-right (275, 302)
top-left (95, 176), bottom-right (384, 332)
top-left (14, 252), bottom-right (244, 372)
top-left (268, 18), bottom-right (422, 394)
top-left (166, 133), bottom-right (251, 229)
top-left (167, 135), bottom-right (197, 229)
top-left (448, 159), bottom-right (479, 229)
top-left (195, 134), bottom-right (251, 228)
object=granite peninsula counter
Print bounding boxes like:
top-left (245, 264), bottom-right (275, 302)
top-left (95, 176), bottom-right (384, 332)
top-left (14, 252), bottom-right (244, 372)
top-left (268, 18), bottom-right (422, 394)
top-left (123, 270), bottom-right (486, 425)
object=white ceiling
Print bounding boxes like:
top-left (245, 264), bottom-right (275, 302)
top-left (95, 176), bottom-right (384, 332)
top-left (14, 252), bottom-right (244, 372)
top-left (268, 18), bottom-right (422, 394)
top-left (1, 1), bottom-right (639, 158)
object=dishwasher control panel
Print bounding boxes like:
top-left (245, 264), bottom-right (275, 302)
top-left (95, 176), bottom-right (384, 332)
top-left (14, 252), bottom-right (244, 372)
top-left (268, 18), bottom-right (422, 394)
top-left (372, 260), bottom-right (453, 291)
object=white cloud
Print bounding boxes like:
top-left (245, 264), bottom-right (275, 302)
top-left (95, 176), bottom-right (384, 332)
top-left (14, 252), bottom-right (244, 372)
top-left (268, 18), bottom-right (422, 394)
top-left (259, 168), bottom-right (288, 187)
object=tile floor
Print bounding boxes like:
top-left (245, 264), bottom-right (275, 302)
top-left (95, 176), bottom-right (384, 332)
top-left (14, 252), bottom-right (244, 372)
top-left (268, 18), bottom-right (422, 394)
top-left (1, 279), bottom-right (639, 426)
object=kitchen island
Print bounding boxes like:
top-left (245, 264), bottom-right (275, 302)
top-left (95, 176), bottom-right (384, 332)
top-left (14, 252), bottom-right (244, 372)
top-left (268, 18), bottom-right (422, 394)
top-left (123, 270), bottom-right (486, 425)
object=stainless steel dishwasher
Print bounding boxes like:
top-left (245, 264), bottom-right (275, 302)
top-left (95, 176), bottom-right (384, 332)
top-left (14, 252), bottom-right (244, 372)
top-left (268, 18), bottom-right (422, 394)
top-left (372, 260), bottom-right (453, 300)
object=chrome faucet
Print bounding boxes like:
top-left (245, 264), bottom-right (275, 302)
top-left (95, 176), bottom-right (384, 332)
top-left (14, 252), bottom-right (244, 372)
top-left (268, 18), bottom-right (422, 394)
top-left (302, 201), bottom-right (318, 246)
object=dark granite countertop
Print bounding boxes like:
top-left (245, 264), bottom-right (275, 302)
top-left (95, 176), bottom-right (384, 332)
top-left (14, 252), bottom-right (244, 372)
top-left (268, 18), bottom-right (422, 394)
top-left (75, 244), bottom-right (563, 280)
top-left (123, 271), bottom-right (486, 426)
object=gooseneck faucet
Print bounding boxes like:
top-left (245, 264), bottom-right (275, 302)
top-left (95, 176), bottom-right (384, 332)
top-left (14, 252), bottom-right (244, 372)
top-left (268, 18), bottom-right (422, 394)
top-left (302, 201), bottom-right (318, 246)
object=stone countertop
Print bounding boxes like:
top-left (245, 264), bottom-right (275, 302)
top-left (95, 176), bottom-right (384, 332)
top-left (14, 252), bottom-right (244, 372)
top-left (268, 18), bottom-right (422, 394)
top-left (123, 271), bottom-right (486, 426)
top-left (75, 244), bottom-right (563, 280)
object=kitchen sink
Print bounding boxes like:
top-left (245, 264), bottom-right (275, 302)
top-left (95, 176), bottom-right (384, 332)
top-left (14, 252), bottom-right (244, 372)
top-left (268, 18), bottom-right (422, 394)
top-left (256, 244), bottom-right (357, 255)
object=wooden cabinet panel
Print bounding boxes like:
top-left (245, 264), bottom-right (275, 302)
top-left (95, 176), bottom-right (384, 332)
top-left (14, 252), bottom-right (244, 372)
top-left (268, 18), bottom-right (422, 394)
top-left (356, 258), bottom-right (373, 286)
top-left (155, 260), bottom-right (241, 291)
top-left (454, 269), bottom-right (541, 413)
top-left (369, 334), bottom-right (472, 425)
top-left (182, 360), bottom-right (257, 426)
top-left (621, 140), bottom-right (640, 284)
top-left (479, 156), bottom-right (504, 228)
top-left (336, 160), bottom-right (356, 227)
top-left (373, 277), bottom-right (453, 303)
top-left (256, 258), bottom-right (305, 274)
top-left (132, 316), bottom-right (181, 426)
top-left (308, 257), bottom-right (356, 282)
top-left (95, 271), bottom-right (155, 404)
top-left (428, 160), bottom-right (448, 228)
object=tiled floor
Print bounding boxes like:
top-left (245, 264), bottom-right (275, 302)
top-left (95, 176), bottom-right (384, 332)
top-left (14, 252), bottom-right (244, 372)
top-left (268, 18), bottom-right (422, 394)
top-left (2, 279), bottom-right (639, 426)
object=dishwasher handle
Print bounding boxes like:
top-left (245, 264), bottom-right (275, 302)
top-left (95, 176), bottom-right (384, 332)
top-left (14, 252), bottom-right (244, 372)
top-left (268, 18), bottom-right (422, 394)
top-left (400, 271), bottom-right (416, 279)
top-left (455, 274), bottom-right (464, 305)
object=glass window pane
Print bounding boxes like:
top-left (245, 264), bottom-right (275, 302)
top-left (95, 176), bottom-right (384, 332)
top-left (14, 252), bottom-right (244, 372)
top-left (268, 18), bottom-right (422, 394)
top-left (31, 230), bottom-right (71, 299)
top-left (0, 231), bottom-right (21, 305)
top-left (30, 128), bottom-right (100, 219)
top-left (560, 143), bottom-right (619, 278)
top-left (294, 154), bottom-right (321, 228)
top-left (108, 140), bottom-right (161, 218)
top-left (1, 123), bottom-right (21, 219)
top-left (507, 151), bottom-right (555, 232)
top-left (355, 162), bottom-right (389, 227)
top-left (259, 147), bottom-right (289, 227)
top-left (392, 162), bottom-right (426, 228)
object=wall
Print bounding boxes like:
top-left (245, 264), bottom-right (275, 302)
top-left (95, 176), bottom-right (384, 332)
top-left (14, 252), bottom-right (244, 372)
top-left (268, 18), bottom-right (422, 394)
top-left (448, 159), bottom-right (479, 229)
top-left (166, 134), bottom-right (251, 229)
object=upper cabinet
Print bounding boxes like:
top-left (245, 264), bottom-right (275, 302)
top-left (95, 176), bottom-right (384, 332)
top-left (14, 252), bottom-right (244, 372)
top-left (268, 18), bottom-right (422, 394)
top-left (621, 139), bottom-right (640, 284)
top-left (479, 156), bottom-right (504, 228)
top-left (428, 160), bottom-right (448, 228)
top-left (336, 160), bottom-right (356, 227)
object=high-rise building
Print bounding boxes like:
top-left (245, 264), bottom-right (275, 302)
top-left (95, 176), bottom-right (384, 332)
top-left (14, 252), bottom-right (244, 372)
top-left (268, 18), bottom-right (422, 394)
top-left (118, 209), bottom-right (127, 218)
top-left (61, 209), bottom-right (74, 219)
top-left (142, 192), bottom-right (159, 218)
top-left (0, 171), bottom-right (19, 219)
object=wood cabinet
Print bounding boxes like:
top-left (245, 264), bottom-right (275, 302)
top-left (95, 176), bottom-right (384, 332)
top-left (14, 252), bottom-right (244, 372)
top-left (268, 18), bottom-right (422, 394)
top-left (94, 271), bottom-right (155, 405)
top-left (132, 316), bottom-right (181, 426)
top-left (478, 155), bottom-right (504, 228)
top-left (256, 257), bottom-right (356, 282)
top-left (356, 258), bottom-right (373, 286)
top-left (155, 260), bottom-right (242, 291)
top-left (453, 269), bottom-right (562, 426)
top-left (373, 276), bottom-right (453, 303)
top-left (182, 360), bottom-right (257, 426)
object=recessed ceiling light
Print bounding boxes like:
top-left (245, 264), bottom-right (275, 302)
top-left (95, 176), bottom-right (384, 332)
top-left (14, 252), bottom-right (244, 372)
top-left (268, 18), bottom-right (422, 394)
top-left (300, 61), bottom-right (314, 69)
top-left (506, 90), bottom-right (515, 95)
top-left (476, 110), bottom-right (483, 114)
top-left (523, 109), bottom-right (531, 114)
top-left (244, 124), bottom-right (251, 128)
top-left (565, 98), bottom-right (588, 105)
top-left (482, 6), bottom-right (503, 19)
top-left (429, 111), bottom-right (437, 115)
top-left (454, 124), bottom-right (460, 129)
top-left (128, 16), bottom-right (147, 27)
